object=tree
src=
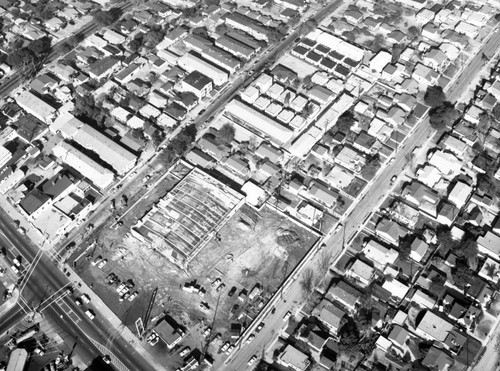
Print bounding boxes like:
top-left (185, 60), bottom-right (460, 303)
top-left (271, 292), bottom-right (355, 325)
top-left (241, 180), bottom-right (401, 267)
top-left (144, 28), bottom-right (165, 48)
top-left (451, 257), bottom-right (473, 289)
top-left (361, 154), bottom-right (381, 180)
top-left (299, 268), bottom-right (315, 297)
top-left (217, 123), bottom-right (235, 144)
top-left (424, 85), bottom-right (446, 107)
top-left (398, 235), bottom-right (413, 260)
top-left (391, 43), bottom-right (403, 64)
top-left (93, 9), bottom-right (119, 27)
top-left (407, 26), bottom-right (421, 40)
top-left (492, 103), bottom-right (500, 122)
top-left (7, 48), bottom-right (36, 69)
top-left (318, 250), bottom-right (333, 275)
top-left (429, 274), bottom-right (445, 294)
top-left (336, 110), bottom-right (356, 133)
top-left (73, 94), bottom-right (102, 121)
top-left (429, 103), bottom-right (459, 131)
top-left (477, 112), bottom-right (492, 144)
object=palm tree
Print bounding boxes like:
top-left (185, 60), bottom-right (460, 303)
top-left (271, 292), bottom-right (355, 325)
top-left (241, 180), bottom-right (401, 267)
top-left (484, 262), bottom-right (498, 279)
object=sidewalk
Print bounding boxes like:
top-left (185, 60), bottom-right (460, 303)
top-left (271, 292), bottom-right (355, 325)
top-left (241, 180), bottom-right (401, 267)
top-left (0, 194), bottom-right (46, 249)
top-left (63, 263), bottom-right (164, 370)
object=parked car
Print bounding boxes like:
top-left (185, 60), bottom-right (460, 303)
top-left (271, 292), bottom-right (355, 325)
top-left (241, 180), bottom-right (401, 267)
top-left (221, 342), bottom-right (230, 353)
top-left (97, 259), bottom-right (107, 269)
top-left (85, 309), bottom-right (95, 320)
top-left (247, 355), bottom-right (257, 366)
top-left (211, 278), bottom-right (221, 288)
top-left (228, 286), bottom-right (237, 297)
top-left (74, 298), bottom-right (83, 306)
top-left (128, 291), bottom-right (138, 301)
top-left (116, 283), bottom-right (126, 293)
top-left (283, 311), bottom-right (291, 322)
top-left (256, 322), bottom-right (265, 332)
top-left (246, 334), bottom-right (255, 344)
top-left (91, 256), bottom-right (103, 266)
top-left (81, 294), bottom-right (91, 304)
top-left (179, 346), bottom-right (190, 357)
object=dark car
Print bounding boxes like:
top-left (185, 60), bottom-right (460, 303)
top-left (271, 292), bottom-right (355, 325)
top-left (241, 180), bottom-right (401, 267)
top-left (228, 286), bottom-right (237, 297)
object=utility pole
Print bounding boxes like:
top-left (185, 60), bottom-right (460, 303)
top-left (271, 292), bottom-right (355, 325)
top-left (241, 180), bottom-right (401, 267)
top-left (199, 291), bottom-right (221, 370)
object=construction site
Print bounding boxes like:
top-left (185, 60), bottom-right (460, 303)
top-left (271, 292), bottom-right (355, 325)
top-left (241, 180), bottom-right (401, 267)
top-left (73, 165), bottom-right (319, 367)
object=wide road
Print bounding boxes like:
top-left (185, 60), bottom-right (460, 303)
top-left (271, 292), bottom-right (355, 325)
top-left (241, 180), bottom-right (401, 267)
top-left (223, 22), bottom-right (500, 371)
top-left (0, 211), bottom-right (156, 371)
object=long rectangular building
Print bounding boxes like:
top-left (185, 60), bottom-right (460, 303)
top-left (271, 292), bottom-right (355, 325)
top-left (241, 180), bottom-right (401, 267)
top-left (51, 115), bottom-right (136, 175)
top-left (200, 45), bottom-right (240, 74)
top-left (177, 52), bottom-right (228, 86)
top-left (215, 35), bottom-right (255, 60)
top-left (52, 141), bottom-right (114, 189)
top-left (224, 99), bottom-right (294, 146)
top-left (16, 91), bottom-right (57, 124)
top-left (225, 13), bottom-right (269, 41)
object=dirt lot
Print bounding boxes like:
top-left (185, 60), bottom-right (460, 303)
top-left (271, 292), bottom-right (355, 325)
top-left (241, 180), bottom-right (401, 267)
top-left (75, 201), bottom-right (319, 345)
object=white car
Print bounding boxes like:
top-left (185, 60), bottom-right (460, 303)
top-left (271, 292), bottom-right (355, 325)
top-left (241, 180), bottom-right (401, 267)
top-left (226, 344), bottom-right (235, 354)
top-left (85, 309), bottom-right (95, 320)
top-left (81, 294), bottom-right (91, 304)
top-left (128, 291), bottom-right (138, 301)
top-left (10, 265), bottom-right (19, 274)
top-left (74, 298), bottom-right (82, 306)
top-left (283, 311), bottom-right (291, 322)
top-left (203, 327), bottom-right (211, 337)
top-left (179, 346), bottom-right (190, 357)
top-left (91, 256), bottom-right (103, 266)
top-left (246, 334), bottom-right (255, 344)
top-left (211, 278), bottom-right (221, 288)
top-left (221, 342), bottom-right (230, 352)
top-left (97, 259), bottom-right (107, 269)
top-left (116, 283), bottom-right (126, 293)
top-left (247, 355), bottom-right (257, 366)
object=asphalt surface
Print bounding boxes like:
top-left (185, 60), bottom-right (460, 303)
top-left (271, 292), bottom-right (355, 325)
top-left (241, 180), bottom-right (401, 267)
top-left (222, 23), bottom-right (500, 371)
top-left (0, 210), bottom-right (155, 370)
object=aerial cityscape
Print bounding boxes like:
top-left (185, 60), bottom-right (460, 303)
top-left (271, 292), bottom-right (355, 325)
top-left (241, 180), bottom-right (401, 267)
top-left (0, 0), bottom-right (499, 370)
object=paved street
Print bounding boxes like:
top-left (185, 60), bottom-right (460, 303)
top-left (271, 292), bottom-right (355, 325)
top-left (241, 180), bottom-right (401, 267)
top-left (222, 23), bottom-right (500, 371)
top-left (0, 209), bottom-right (157, 370)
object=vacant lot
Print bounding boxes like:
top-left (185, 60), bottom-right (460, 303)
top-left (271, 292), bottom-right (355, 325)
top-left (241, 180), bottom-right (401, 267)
top-left (76, 200), bottom-right (319, 349)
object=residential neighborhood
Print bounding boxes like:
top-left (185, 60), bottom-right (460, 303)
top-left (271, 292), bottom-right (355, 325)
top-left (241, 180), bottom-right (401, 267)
top-left (0, 0), bottom-right (499, 370)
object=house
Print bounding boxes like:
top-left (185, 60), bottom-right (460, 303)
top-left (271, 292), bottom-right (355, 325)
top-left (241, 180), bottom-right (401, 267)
top-left (20, 189), bottom-right (50, 217)
top-left (402, 181), bottom-right (440, 217)
top-left (177, 52), bottom-right (228, 87)
top-left (448, 181), bottom-right (472, 209)
top-left (346, 259), bottom-right (374, 287)
top-left (16, 91), bottom-right (57, 124)
top-left (422, 347), bottom-right (453, 371)
top-left (375, 218), bottom-right (409, 246)
top-left (88, 57), bottom-right (121, 80)
top-left (326, 280), bottom-right (362, 312)
top-left (277, 345), bottom-right (310, 371)
top-left (179, 71), bottom-right (213, 98)
top-left (437, 202), bottom-right (458, 226)
top-left (154, 319), bottom-right (182, 349)
top-left (423, 48), bottom-right (448, 71)
top-left (381, 278), bottom-right (410, 303)
top-left (477, 231), bottom-right (500, 259)
top-left (308, 182), bottom-right (338, 208)
top-left (185, 148), bottom-right (215, 168)
top-left (412, 63), bottom-right (439, 86)
top-left (412, 289), bottom-right (436, 309)
top-left (397, 0), bottom-right (428, 9)
top-left (415, 311), bottom-right (454, 342)
top-left (388, 325), bottom-right (409, 353)
top-left (223, 155), bottom-right (249, 177)
top-left (410, 238), bottom-right (429, 262)
top-left (255, 142), bottom-right (282, 163)
top-left (363, 239), bottom-right (399, 269)
top-left (391, 201), bottom-right (419, 229)
top-left (312, 299), bottom-right (346, 335)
